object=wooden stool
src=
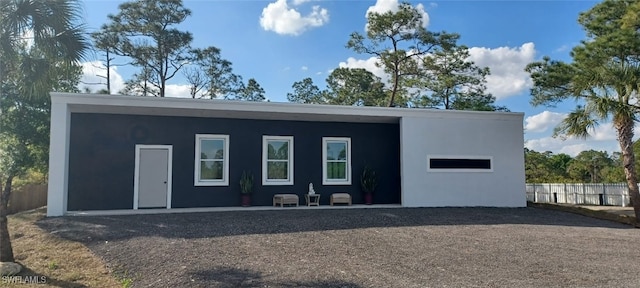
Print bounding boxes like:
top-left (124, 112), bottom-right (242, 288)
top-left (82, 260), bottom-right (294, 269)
top-left (273, 194), bottom-right (299, 207)
top-left (330, 193), bottom-right (352, 206)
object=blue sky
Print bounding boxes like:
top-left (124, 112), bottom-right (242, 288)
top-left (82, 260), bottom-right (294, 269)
top-left (79, 0), bottom-right (624, 157)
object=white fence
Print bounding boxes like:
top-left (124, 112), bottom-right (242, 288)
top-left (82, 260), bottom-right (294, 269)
top-left (526, 183), bottom-right (631, 206)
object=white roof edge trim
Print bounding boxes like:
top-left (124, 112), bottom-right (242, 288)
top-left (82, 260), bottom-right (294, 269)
top-left (50, 92), bottom-right (524, 120)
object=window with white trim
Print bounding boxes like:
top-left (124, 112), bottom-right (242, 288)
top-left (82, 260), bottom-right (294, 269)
top-left (262, 136), bottom-right (294, 185)
top-left (195, 134), bottom-right (229, 186)
top-left (322, 137), bottom-right (351, 185)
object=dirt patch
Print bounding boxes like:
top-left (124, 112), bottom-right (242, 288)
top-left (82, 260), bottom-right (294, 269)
top-left (5, 208), bottom-right (122, 288)
top-left (37, 207), bottom-right (640, 288)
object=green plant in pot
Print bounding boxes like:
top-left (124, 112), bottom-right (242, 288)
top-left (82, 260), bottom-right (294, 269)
top-left (240, 170), bottom-right (254, 207)
top-left (360, 166), bottom-right (377, 205)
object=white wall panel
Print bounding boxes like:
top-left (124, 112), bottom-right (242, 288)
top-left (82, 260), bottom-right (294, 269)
top-left (400, 115), bottom-right (526, 207)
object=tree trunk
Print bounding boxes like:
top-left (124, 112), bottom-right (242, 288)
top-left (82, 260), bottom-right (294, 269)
top-left (615, 116), bottom-right (640, 226)
top-left (106, 49), bottom-right (111, 94)
top-left (388, 69), bottom-right (399, 107)
top-left (0, 175), bottom-right (15, 262)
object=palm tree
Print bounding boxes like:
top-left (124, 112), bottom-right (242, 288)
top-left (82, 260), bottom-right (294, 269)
top-left (0, 0), bottom-right (89, 96)
top-left (0, 0), bottom-right (89, 263)
top-left (558, 63), bottom-right (640, 208)
top-left (526, 0), bottom-right (640, 224)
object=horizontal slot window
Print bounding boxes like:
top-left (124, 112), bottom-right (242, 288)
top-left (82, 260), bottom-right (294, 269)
top-left (428, 156), bottom-right (493, 172)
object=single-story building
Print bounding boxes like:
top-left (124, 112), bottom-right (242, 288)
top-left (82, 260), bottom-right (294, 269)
top-left (46, 92), bottom-right (526, 216)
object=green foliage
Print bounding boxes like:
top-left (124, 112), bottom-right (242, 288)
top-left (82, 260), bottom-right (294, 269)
top-left (524, 148), bottom-right (628, 183)
top-left (47, 261), bottom-right (59, 270)
top-left (266, 141), bottom-right (289, 180)
top-left (12, 169), bottom-right (47, 187)
top-left (200, 161), bottom-right (223, 180)
top-left (120, 277), bottom-right (133, 288)
top-left (185, 46), bottom-right (244, 99)
top-left (288, 69), bottom-right (387, 106)
top-left (526, 0), bottom-right (640, 125)
top-left (525, 149), bottom-right (569, 183)
top-left (0, 0), bottom-right (87, 263)
top-left (236, 78), bottom-right (266, 102)
top-left (360, 166), bottom-right (378, 194)
top-left (97, 0), bottom-right (193, 97)
top-left (524, 0), bottom-right (640, 216)
top-left (327, 163), bottom-right (346, 179)
top-left (116, 270), bottom-right (134, 288)
top-left (344, 1), bottom-right (502, 111)
top-left (91, 29), bottom-right (123, 94)
top-left (325, 68), bottom-right (387, 106)
top-left (333, 2), bottom-right (503, 111)
top-left (567, 150), bottom-right (614, 183)
top-left (346, 2), bottom-right (444, 107)
top-left (0, 0), bottom-right (89, 99)
top-left (1, 50), bottom-right (82, 182)
top-left (0, 0), bottom-right (89, 59)
top-left (287, 78), bottom-right (326, 104)
top-left (412, 35), bottom-right (507, 111)
top-left (0, 1), bottom-right (85, 180)
top-left (239, 171), bottom-right (254, 195)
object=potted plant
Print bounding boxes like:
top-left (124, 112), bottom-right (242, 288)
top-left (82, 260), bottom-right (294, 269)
top-left (360, 166), bottom-right (377, 205)
top-left (239, 170), bottom-right (254, 207)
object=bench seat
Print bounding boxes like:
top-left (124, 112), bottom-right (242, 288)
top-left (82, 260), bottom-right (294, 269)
top-left (273, 194), bottom-right (299, 207)
top-left (330, 193), bottom-right (352, 206)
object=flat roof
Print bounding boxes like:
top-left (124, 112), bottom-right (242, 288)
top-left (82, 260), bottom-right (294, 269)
top-left (51, 92), bottom-right (523, 124)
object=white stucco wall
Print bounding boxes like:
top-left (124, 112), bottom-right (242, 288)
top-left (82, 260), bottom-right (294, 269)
top-left (400, 113), bottom-right (526, 207)
top-left (47, 101), bottom-right (70, 216)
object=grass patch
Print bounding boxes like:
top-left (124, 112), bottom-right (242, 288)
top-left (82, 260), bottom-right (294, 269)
top-left (111, 267), bottom-right (136, 288)
top-left (47, 261), bottom-right (58, 270)
top-left (119, 274), bottom-right (134, 288)
top-left (3, 207), bottom-right (122, 287)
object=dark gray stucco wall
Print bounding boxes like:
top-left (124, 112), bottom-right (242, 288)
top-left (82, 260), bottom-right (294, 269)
top-left (67, 113), bottom-right (400, 210)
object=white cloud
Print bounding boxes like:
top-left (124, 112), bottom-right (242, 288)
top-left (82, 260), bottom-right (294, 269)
top-left (525, 137), bottom-right (619, 157)
top-left (524, 121), bottom-right (631, 156)
top-left (366, 0), bottom-right (429, 29)
top-left (78, 61), bottom-right (125, 94)
top-left (339, 42), bottom-right (536, 100)
top-left (292, 0), bottom-right (311, 5)
top-left (468, 42), bottom-right (536, 99)
top-left (554, 44), bottom-right (570, 53)
top-left (559, 144), bottom-right (593, 157)
top-left (367, 0), bottom-right (398, 14)
top-left (525, 111), bottom-right (567, 133)
top-left (338, 56), bottom-right (388, 84)
top-left (260, 0), bottom-right (329, 36)
top-left (301, 66), bottom-right (308, 71)
top-left (591, 123), bottom-right (618, 141)
top-left (165, 84), bottom-right (192, 98)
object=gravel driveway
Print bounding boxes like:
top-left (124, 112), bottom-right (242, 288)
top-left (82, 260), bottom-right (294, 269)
top-left (38, 207), bottom-right (640, 288)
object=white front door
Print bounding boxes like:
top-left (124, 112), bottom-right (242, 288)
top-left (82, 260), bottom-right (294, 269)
top-left (134, 145), bottom-right (172, 209)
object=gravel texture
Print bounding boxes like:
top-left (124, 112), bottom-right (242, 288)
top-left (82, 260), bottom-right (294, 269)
top-left (37, 207), bottom-right (640, 288)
